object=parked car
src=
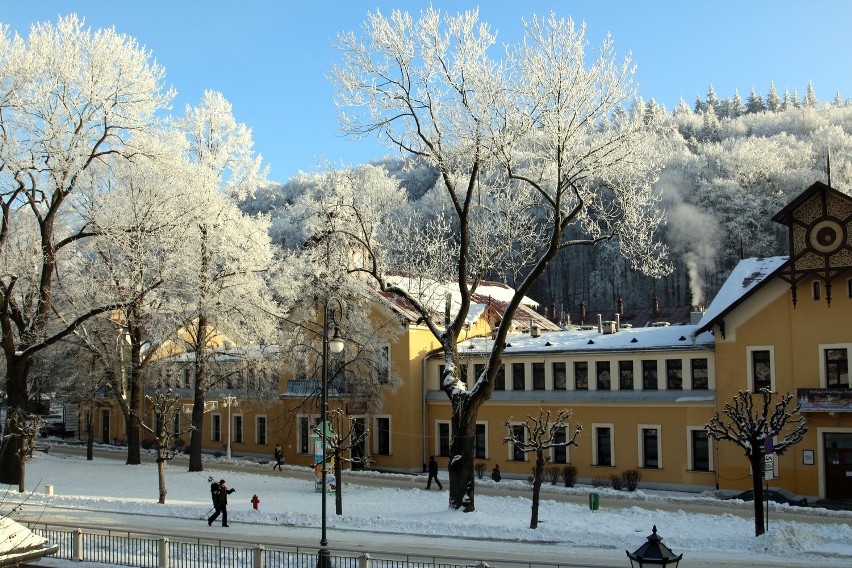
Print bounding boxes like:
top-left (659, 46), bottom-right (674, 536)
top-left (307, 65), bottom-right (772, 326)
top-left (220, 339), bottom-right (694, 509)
top-left (43, 414), bottom-right (65, 436)
top-left (729, 488), bottom-right (808, 506)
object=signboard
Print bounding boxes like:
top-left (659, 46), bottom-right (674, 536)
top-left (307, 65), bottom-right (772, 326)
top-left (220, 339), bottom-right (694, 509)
top-left (796, 388), bottom-right (852, 412)
top-left (313, 421), bottom-right (336, 493)
top-left (764, 454), bottom-right (775, 480)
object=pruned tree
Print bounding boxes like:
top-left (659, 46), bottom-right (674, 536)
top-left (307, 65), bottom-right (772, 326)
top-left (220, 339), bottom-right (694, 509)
top-left (504, 409), bottom-right (581, 528)
top-left (141, 389), bottom-right (195, 504)
top-left (0, 15), bottom-right (174, 484)
top-left (331, 7), bottom-right (668, 510)
top-left (705, 389), bottom-right (807, 537)
top-left (311, 408), bottom-right (370, 516)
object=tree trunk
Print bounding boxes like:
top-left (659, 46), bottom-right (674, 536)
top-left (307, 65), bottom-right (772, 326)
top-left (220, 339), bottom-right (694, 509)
top-left (750, 447), bottom-right (766, 536)
top-left (448, 404), bottom-right (477, 511)
top-left (157, 451), bottom-right (167, 504)
top-left (0, 356), bottom-right (31, 485)
top-left (188, 372), bottom-right (206, 472)
top-left (530, 452), bottom-right (545, 529)
top-left (189, 225), bottom-right (210, 472)
top-left (335, 450), bottom-right (343, 515)
top-left (126, 325), bottom-right (144, 465)
top-left (86, 410), bottom-right (94, 461)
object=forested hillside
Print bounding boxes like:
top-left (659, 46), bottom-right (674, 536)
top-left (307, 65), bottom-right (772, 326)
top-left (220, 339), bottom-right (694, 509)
top-left (244, 84), bottom-right (852, 316)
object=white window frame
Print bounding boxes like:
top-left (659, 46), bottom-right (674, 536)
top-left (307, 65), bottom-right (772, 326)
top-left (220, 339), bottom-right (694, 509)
top-left (232, 413), bottom-right (244, 444)
top-left (746, 346), bottom-right (775, 392)
top-left (255, 414), bottom-right (267, 446)
top-left (592, 423), bottom-right (614, 467)
top-left (818, 343), bottom-right (851, 388)
top-left (638, 424), bottom-right (662, 469)
top-left (435, 420), bottom-right (451, 457)
top-left (507, 421), bottom-right (527, 462)
top-left (475, 421), bottom-right (488, 460)
top-left (373, 415), bottom-right (392, 455)
top-left (211, 413), bottom-right (222, 442)
top-left (297, 414), bottom-right (320, 455)
top-left (550, 425), bottom-right (572, 464)
top-left (686, 427), bottom-right (713, 472)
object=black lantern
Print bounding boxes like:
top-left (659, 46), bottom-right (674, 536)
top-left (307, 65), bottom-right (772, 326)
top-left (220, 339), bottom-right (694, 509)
top-left (626, 525), bottom-right (682, 567)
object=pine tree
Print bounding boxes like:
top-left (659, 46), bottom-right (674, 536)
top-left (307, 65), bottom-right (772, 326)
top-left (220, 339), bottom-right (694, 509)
top-left (766, 81), bottom-right (781, 112)
top-left (782, 88), bottom-right (792, 110)
top-left (745, 88), bottom-right (766, 113)
top-left (706, 84), bottom-right (719, 115)
top-left (792, 87), bottom-right (801, 108)
top-left (805, 81), bottom-right (817, 108)
top-left (730, 89), bottom-right (744, 117)
top-left (675, 97), bottom-right (692, 116)
top-left (694, 95), bottom-right (705, 114)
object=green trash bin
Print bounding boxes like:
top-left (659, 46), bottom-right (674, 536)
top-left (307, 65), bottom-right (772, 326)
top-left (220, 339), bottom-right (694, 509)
top-left (589, 492), bottom-right (600, 511)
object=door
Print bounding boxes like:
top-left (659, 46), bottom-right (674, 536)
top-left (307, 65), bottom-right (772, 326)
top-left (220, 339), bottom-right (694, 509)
top-left (351, 417), bottom-right (366, 469)
top-left (824, 433), bottom-right (852, 499)
top-left (100, 409), bottom-right (110, 444)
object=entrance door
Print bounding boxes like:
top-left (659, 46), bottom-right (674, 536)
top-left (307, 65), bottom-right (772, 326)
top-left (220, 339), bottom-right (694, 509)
top-left (824, 433), bottom-right (852, 499)
top-left (350, 417), bottom-right (366, 469)
top-left (101, 409), bottom-right (110, 444)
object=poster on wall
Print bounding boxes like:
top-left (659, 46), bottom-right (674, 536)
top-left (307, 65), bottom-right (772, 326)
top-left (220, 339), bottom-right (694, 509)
top-left (797, 389), bottom-right (852, 412)
top-left (313, 422), bottom-right (336, 493)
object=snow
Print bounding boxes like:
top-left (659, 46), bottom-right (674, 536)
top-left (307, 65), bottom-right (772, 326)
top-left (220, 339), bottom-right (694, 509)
top-left (4, 446), bottom-right (852, 566)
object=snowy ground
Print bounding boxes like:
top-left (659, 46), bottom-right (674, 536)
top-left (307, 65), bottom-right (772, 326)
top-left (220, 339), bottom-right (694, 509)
top-left (3, 446), bottom-right (851, 567)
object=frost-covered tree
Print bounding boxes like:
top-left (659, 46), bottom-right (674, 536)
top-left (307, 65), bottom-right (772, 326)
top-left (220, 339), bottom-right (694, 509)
top-left (173, 91), bottom-right (276, 472)
top-left (705, 389), bottom-right (807, 537)
top-left (504, 409), bottom-right (581, 528)
top-left (140, 389), bottom-right (194, 504)
top-left (745, 88), bottom-right (765, 114)
top-left (0, 15), bottom-right (173, 484)
top-left (766, 81), bottom-right (782, 113)
top-left (331, 7), bottom-right (669, 510)
top-left (804, 81), bottom-right (818, 108)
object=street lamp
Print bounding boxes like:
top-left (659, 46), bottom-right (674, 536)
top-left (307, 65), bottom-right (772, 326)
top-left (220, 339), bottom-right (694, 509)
top-left (626, 525), bottom-right (682, 567)
top-left (318, 299), bottom-right (344, 568)
top-left (221, 395), bottom-right (238, 460)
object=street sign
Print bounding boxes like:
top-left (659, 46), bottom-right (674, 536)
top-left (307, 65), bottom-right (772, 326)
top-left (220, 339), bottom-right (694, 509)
top-left (764, 454), bottom-right (775, 480)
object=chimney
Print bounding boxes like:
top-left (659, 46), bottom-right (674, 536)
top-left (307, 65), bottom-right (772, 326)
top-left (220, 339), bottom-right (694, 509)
top-left (652, 294), bottom-right (660, 319)
top-left (597, 313), bottom-right (603, 333)
top-left (615, 313), bottom-right (621, 331)
top-left (530, 319), bottom-right (540, 337)
top-left (580, 301), bottom-right (586, 325)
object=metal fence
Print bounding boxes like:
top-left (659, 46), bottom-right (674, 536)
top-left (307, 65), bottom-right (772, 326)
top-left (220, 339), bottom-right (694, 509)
top-left (26, 522), bottom-right (617, 568)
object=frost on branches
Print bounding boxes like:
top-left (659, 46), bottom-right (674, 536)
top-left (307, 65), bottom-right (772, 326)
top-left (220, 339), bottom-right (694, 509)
top-left (330, 7), bottom-right (670, 510)
top-left (705, 389), bottom-right (807, 537)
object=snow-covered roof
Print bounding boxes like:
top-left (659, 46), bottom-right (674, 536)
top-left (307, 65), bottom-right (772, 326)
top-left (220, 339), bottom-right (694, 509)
top-left (458, 323), bottom-right (713, 356)
top-left (0, 516), bottom-right (58, 565)
top-left (695, 256), bottom-right (789, 335)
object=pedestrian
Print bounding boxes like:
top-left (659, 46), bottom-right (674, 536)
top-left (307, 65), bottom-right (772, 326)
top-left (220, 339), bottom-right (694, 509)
top-left (491, 464), bottom-right (501, 482)
top-left (207, 477), bottom-right (220, 520)
top-left (426, 456), bottom-right (443, 490)
top-left (273, 443), bottom-right (284, 471)
top-left (208, 479), bottom-right (235, 527)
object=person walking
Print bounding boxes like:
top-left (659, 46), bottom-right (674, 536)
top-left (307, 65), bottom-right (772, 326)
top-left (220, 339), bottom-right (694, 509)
top-left (273, 443), bottom-right (284, 471)
top-left (207, 477), bottom-right (221, 521)
top-left (426, 456), bottom-right (443, 490)
top-left (491, 464), bottom-right (501, 482)
top-left (208, 479), bottom-right (236, 527)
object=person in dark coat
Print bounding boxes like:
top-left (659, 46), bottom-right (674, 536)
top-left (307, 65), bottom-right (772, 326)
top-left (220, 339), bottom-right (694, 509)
top-left (273, 443), bottom-right (284, 471)
top-left (208, 477), bottom-right (221, 519)
top-left (208, 479), bottom-right (235, 527)
top-left (426, 456), bottom-right (443, 490)
top-left (491, 464), bottom-right (501, 482)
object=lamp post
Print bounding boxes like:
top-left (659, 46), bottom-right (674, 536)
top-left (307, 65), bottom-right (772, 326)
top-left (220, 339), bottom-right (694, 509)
top-left (626, 525), bottom-right (682, 567)
top-left (318, 300), bottom-right (344, 568)
top-left (222, 395), bottom-right (238, 460)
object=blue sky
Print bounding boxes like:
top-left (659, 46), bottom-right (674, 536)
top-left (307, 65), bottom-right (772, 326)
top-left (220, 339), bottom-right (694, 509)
top-left (4, 1), bottom-right (851, 183)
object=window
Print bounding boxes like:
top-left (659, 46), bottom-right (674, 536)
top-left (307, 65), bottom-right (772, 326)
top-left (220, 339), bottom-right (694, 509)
top-left (848, 278), bottom-right (852, 298)
top-left (212, 414), bottom-right (221, 442)
top-left (619, 361), bottom-right (634, 390)
top-left (553, 426), bottom-right (569, 464)
top-left (509, 424), bottom-right (526, 461)
top-left (691, 358), bottom-right (709, 390)
top-left (437, 422), bottom-right (450, 457)
top-left (474, 364), bottom-right (485, 385)
top-left (495, 365), bottom-right (505, 390)
top-left (171, 411), bottom-right (180, 436)
top-left (256, 416), bottom-right (267, 445)
top-left (183, 368), bottom-right (192, 389)
top-left (378, 345), bottom-right (390, 384)
top-left (574, 362), bottom-right (588, 390)
top-left (666, 359), bottom-right (682, 389)
top-left (475, 423), bottom-right (487, 459)
top-left (596, 361), bottom-right (611, 390)
top-left (512, 363), bottom-right (526, 390)
top-left (532, 363), bottom-right (545, 390)
top-left (233, 415), bottom-right (243, 444)
top-left (375, 417), bottom-right (391, 455)
top-left (748, 348), bottom-right (773, 392)
top-left (689, 428), bottom-right (710, 471)
top-left (640, 426), bottom-right (660, 469)
top-left (553, 362), bottom-right (567, 390)
top-left (813, 280), bottom-right (821, 300)
top-left (298, 416), bottom-right (310, 454)
top-left (824, 347), bottom-right (850, 388)
top-left (642, 360), bottom-right (658, 390)
top-left (593, 425), bottom-right (613, 466)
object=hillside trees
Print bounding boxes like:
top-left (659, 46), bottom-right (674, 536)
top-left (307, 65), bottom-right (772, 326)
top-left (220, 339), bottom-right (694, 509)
top-left (0, 15), bottom-right (174, 484)
top-left (330, 7), bottom-right (669, 510)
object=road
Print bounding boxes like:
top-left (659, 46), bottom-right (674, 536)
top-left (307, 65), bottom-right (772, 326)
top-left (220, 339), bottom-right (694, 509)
top-left (17, 444), bottom-right (852, 568)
